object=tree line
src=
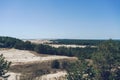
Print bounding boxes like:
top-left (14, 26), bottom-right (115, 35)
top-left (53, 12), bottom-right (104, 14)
top-left (0, 36), bottom-right (97, 59)
top-left (51, 39), bottom-right (105, 45)
top-left (51, 39), bottom-right (120, 46)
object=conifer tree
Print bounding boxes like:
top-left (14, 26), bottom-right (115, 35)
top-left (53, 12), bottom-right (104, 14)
top-left (0, 54), bottom-right (11, 78)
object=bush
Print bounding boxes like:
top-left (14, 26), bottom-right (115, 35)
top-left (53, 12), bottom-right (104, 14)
top-left (51, 60), bottom-right (60, 69)
top-left (0, 54), bottom-right (11, 78)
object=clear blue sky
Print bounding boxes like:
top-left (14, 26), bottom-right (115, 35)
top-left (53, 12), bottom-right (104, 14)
top-left (0, 0), bottom-right (120, 39)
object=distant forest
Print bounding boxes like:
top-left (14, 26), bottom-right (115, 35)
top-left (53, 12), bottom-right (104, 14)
top-left (0, 36), bottom-right (120, 59)
top-left (51, 39), bottom-right (120, 46)
top-left (0, 36), bottom-right (98, 59)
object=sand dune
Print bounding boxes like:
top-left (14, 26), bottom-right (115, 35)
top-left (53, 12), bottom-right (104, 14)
top-left (38, 71), bottom-right (67, 80)
top-left (0, 48), bottom-right (77, 80)
top-left (0, 48), bottom-right (77, 65)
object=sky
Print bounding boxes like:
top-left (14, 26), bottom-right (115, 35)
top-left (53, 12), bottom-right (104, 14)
top-left (0, 0), bottom-right (120, 39)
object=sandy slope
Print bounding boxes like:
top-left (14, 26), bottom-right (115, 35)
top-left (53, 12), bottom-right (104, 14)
top-left (6, 71), bottom-right (67, 80)
top-left (49, 44), bottom-right (87, 48)
top-left (37, 71), bottom-right (67, 80)
top-left (25, 39), bottom-right (96, 48)
top-left (6, 72), bottom-right (21, 80)
top-left (0, 48), bottom-right (77, 80)
top-left (24, 39), bottom-right (53, 44)
top-left (0, 48), bottom-right (77, 65)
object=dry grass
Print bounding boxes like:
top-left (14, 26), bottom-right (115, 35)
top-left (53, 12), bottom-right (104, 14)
top-left (10, 59), bottom-right (72, 80)
top-left (0, 48), bottom-right (77, 80)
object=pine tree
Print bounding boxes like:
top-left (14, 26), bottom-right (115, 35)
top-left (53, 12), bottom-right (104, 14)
top-left (0, 54), bottom-right (11, 78)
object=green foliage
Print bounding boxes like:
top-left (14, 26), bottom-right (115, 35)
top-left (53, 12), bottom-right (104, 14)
top-left (51, 60), bottom-right (60, 69)
top-left (34, 44), bottom-right (55, 54)
top-left (115, 68), bottom-right (120, 80)
top-left (66, 40), bottom-right (120, 80)
top-left (92, 39), bottom-right (120, 80)
top-left (0, 36), bottom-right (23, 48)
top-left (66, 61), bottom-right (97, 80)
top-left (33, 44), bottom-right (96, 58)
top-left (0, 54), bottom-right (11, 78)
top-left (23, 41), bottom-right (35, 50)
top-left (0, 36), bottom-right (97, 59)
top-left (51, 39), bottom-right (104, 46)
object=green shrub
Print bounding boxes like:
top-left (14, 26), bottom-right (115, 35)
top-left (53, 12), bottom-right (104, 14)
top-left (51, 60), bottom-right (60, 69)
top-left (0, 54), bottom-right (11, 78)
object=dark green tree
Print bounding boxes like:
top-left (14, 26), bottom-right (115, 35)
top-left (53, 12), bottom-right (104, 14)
top-left (0, 54), bottom-right (11, 78)
top-left (66, 60), bottom-right (97, 80)
top-left (92, 39), bottom-right (120, 80)
top-left (51, 60), bottom-right (60, 69)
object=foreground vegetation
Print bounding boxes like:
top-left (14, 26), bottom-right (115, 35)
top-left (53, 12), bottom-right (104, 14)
top-left (66, 40), bottom-right (120, 80)
top-left (0, 54), bottom-right (11, 79)
top-left (0, 36), bottom-right (120, 80)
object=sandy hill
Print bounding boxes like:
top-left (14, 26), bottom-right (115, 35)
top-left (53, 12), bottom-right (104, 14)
top-left (0, 48), bottom-right (77, 80)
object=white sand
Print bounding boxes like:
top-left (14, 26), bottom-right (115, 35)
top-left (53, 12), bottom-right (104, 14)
top-left (25, 39), bottom-right (96, 48)
top-left (49, 44), bottom-right (96, 48)
top-left (7, 72), bottom-right (21, 80)
top-left (24, 39), bottom-right (53, 44)
top-left (0, 72), bottom-right (21, 80)
top-left (4, 71), bottom-right (67, 80)
top-left (37, 71), bottom-right (67, 80)
top-left (0, 49), bottom-right (77, 65)
top-left (49, 44), bottom-right (87, 48)
top-left (0, 48), bottom-right (77, 80)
